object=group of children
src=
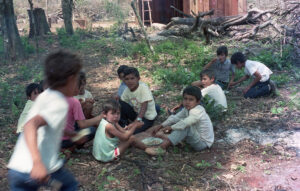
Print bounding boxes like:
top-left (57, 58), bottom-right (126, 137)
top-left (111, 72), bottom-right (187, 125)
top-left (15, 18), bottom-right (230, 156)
top-left (7, 46), bottom-right (275, 190)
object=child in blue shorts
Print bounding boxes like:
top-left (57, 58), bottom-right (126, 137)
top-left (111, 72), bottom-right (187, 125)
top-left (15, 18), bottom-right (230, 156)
top-left (7, 51), bottom-right (81, 191)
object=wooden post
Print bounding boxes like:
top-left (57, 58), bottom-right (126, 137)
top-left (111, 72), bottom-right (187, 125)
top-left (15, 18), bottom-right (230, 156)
top-left (131, 0), bottom-right (155, 55)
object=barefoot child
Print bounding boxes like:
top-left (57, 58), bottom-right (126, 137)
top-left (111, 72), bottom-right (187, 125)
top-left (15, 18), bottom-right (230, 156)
top-left (146, 86), bottom-right (214, 155)
top-left (7, 51), bottom-right (81, 190)
top-left (93, 100), bottom-right (145, 162)
top-left (16, 83), bottom-right (41, 134)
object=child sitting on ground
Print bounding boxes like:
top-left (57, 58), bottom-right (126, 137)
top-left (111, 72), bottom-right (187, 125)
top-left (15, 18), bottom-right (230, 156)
top-left (16, 83), bottom-right (41, 134)
top-left (7, 50), bottom-right (81, 190)
top-left (120, 67), bottom-right (158, 134)
top-left (93, 100), bottom-right (145, 162)
top-left (229, 52), bottom-right (275, 98)
top-left (74, 71), bottom-right (94, 119)
top-left (192, 46), bottom-right (235, 90)
top-left (171, 69), bottom-right (227, 113)
top-left (146, 86), bottom-right (214, 155)
top-left (199, 69), bottom-right (227, 109)
top-left (61, 95), bottom-right (103, 154)
top-left (116, 65), bottom-right (129, 99)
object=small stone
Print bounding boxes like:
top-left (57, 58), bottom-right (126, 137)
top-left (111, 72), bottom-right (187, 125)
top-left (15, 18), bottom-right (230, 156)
top-left (291, 176), bottom-right (297, 180)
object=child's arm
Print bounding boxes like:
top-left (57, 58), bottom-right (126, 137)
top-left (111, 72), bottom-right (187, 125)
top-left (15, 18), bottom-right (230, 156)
top-left (115, 123), bottom-right (127, 133)
top-left (170, 108), bottom-right (202, 131)
top-left (136, 101), bottom-right (148, 120)
top-left (203, 58), bottom-right (217, 70)
top-left (23, 115), bottom-right (49, 182)
top-left (229, 75), bottom-right (249, 87)
top-left (243, 71), bottom-right (262, 94)
top-left (77, 113), bottom-right (104, 128)
top-left (106, 123), bottom-right (138, 141)
top-left (170, 103), bottom-right (183, 113)
top-left (228, 72), bottom-right (235, 88)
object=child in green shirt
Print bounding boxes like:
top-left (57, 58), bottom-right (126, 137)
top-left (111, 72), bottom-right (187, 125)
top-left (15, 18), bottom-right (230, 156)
top-left (93, 100), bottom-right (146, 162)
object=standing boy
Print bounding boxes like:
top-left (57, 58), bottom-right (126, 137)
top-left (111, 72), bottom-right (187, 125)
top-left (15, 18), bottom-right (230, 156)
top-left (120, 67), bottom-right (157, 134)
top-left (229, 52), bottom-right (275, 98)
top-left (7, 51), bottom-right (81, 190)
top-left (192, 46), bottom-right (235, 89)
top-left (146, 86), bottom-right (214, 155)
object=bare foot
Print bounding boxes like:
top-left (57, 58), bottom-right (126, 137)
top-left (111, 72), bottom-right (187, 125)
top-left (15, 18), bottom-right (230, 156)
top-left (145, 147), bottom-right (166, 156)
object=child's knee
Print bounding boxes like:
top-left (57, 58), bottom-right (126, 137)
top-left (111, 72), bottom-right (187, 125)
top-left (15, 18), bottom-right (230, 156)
top-left (129, 135), bottom-right (136, 142)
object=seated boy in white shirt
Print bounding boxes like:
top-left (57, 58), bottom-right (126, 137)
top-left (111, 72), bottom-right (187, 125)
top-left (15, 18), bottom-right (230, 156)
top-left (16, 83), bottom-right (41, 134)
top-left (229, 52), bottom-right (275, 98)
top-left (146, 86), bottom-right (214, 155)
top-left (171, 69), bottom-right (227, 113)
top-left (200, 69), bottom-right (227, 110)
top-left (120, 67), bottom-right (157, 134)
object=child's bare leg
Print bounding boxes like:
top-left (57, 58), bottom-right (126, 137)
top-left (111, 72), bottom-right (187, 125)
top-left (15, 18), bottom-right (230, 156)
top-left (131, 136), bottom-right (147, 150)
top-left (118, 135), bottom-right (147, 154)
top-left (159, 138), bottom-right (172, 150)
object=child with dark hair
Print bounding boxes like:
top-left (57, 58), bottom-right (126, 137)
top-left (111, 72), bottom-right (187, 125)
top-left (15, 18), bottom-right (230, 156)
top-left (120, 67), bottom-right (158, 134)
top-left (171, 69), bottom-right (227, 113)
top-left (116, 65), bottom-right (129, 99)
top-left (74, 71), bottom-right (93, 101)
top-left (16, 83), bottom-right (41, 133)
top-left (200, 69), bottom-right (227, 109)
top-left (192, 45), bottom-right (235, 89)
top-left (61, 73), bottom-right (104, 154)
top-left (93, 100), bottom-right (145, 162)
top-left (74, 71), bottom-right (94, 119)
top-left (229, 52), bottom-right (275, 98)
top-left (8, 50), bottom-right (81, 190)
top-left (146, 86), bottom-right (214, 155)
top-left (39, 80), bottom-right (48, 92)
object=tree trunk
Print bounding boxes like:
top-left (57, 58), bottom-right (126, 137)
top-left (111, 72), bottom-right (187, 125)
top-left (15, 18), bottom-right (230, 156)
top-left (28, 8), bottom-right (51, 38)
top-left (0, 0), bottom-right (25, 60)
top-left (61, 0), bottom-right (74, 35)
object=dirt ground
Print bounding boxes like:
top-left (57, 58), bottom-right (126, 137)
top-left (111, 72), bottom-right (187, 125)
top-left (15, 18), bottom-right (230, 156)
top-left (0, 31), bottom-right (300, 191)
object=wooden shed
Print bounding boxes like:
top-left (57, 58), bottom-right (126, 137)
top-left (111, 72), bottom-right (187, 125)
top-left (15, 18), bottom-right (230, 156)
top-left (138, 0), bottom-right (247, 24)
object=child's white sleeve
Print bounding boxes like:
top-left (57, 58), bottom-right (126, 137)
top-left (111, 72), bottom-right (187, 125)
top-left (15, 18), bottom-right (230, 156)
top-left (171, 108), bottom-right (202, 130)
top-left (162, 109), bottom-right (185, 127)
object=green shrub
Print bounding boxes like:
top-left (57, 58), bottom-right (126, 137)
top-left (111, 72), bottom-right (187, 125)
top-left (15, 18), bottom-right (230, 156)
top-left (202, 95), bottom-right (225, 122)
top-left (270, 73), bottom-right (291, 87)
top-left (129, 42), bottom-right (150, 58)
top-left (249, 45), bottom-right (293, 70)
top-left (21, 37), bottom-right (35, 54)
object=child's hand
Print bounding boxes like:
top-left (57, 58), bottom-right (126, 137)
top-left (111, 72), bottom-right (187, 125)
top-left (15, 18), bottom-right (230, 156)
top-left (31, 160), bottom-right (49, 183)
top-left (243, 86), bottom-right (250, 94)
top-left (132, 121), bottom-right (144, 128)
top-left (163, 126), bottom-right (172, 134)
top-left (212, 57), bottom-right (218, 63)
top-left (228, 81), bottom-right (236, 88)
top-left (152, 125), bottom-right (163, 135)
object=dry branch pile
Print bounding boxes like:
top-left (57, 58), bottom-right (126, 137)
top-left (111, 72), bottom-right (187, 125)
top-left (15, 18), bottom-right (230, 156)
top-left (161, 1), bottom-right (300, 47)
